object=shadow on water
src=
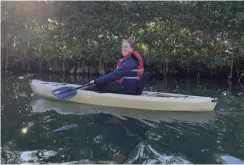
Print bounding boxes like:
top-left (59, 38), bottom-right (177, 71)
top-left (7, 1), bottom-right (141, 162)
top-left (1, 73), bottom-right (244, 164)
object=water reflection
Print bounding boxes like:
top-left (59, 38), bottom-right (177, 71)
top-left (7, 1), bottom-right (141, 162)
top-left (1, 74), bottom-right (244, 164)
top-left (28, 95), bottom-right (218, 163)
top-left (125, 142), bottom-right (192, 164)
top-left (30, 95), bottom-right (215, 124)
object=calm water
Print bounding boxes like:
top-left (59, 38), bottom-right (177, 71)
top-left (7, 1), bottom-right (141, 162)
top-left (1, 73), bottom-right (244, 164)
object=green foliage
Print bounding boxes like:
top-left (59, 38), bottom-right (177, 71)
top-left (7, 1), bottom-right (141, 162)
top-left (1, 1), bottom-right (244, 71)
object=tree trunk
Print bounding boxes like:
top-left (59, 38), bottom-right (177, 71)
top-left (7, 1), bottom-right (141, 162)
top-left (99, 56), bottom-right (105, 75)
top-left (27, 59), bottom-right (30, 72)
top-left (211, 65), bottom-right (214, 77)
top-left (55, 59), bottom-right (58, 73)
top-left (99, 56), bottom-right (102, 71)
top-left (73, 60), bottom-right (76, 68)
top-left (235, 56), bottom-right (241, 81)
top-left (228, 54), bottom-right (234, 81)
top-left (5, 46), bottom-right (9, 73)
top-left (39, 57), bottom-right (42, 72)
top-left (164, 62), bottom-right (169, 77)
top-left (70, 60), bottom-right (76, 75)
top-left (77, 61), bottom-right (81, 75)
top-left (197, 69), bottom-right (201, 83)
top-left (62, 61), bottom-right (65, 73)
top-left (21, 61), bottom-right (25, 71)
top-left (238, 72), bottom-right (244, 83)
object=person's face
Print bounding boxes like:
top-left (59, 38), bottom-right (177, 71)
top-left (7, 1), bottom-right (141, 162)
top-left (122, 41), bottom-right (133, 56)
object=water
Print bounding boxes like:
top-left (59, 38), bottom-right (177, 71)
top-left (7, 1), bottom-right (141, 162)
top-left (1, 73), bottom-right (244, 164)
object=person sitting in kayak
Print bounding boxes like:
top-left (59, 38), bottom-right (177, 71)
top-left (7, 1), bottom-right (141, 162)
top-left (84, 37), bottom-right (145, 95)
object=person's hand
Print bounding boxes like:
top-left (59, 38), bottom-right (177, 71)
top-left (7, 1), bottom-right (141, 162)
top-left (90, 80), bottom-right (95, 84)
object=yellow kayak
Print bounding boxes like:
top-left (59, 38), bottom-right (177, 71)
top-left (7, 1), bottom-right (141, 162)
top-left (30, 79), bottom-right (217, 112)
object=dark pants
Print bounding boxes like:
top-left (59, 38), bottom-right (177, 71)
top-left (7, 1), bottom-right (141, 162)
top-left (83, 82), bottom-right (131, 95)
top-left (83, 72), bottom-right (152, 95)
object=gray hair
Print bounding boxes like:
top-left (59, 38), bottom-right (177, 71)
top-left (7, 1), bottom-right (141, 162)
top-left (123, 36), bottom-right (136, 48)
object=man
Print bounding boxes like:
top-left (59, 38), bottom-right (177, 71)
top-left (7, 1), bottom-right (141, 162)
top-left (84, 38), bottom-right (145, 95)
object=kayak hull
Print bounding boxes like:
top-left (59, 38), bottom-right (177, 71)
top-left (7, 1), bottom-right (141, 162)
top-left (29, 79), bottom-right (217, 112)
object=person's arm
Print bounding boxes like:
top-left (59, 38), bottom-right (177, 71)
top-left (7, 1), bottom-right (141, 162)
top-left (94, 57), bottom-right (138, 86)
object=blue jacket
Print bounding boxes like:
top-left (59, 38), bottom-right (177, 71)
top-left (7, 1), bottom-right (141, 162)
top-left (95, 55), bottom-right (140, 93)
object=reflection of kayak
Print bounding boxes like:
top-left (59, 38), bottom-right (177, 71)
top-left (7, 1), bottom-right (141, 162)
top-left (30, 95), bottom-right (214, 123)
top-left (30, 79), bottom-right (217, 112)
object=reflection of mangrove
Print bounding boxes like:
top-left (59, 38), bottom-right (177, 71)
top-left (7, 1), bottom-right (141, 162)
top-left (126, 142), bottom-right (192, 164)
top-left (2, 74), bottom-right (244, 163)
top-left (1, 76), bottom-right (34, 145)
top-left (133, 120), bottom-right (243, 164)
top-left (1, 111), bottom-right (150, 163)
top-left (28, 97), bottom-right (223, 164)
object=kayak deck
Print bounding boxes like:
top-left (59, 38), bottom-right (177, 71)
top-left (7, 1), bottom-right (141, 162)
top-left (29, 79), bottom-right (218, 112)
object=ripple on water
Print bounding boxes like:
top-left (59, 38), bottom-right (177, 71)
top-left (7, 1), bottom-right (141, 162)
top-left (1, 75), bottom-right (244, 164)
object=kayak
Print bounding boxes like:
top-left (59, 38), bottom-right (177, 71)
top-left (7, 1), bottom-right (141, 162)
top-left (30, 95), bottom-right (214, 123)
top-left (29, 79), bottom-right (218, 112)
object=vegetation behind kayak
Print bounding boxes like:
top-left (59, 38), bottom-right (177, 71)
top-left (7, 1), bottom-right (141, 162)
top-left (2, 2), bottom-right (244, 83)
